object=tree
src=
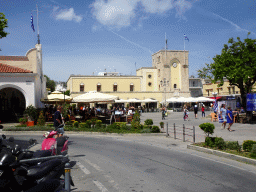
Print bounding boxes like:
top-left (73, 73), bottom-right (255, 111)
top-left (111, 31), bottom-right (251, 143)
top-left (198, 32), bottom-right (256, 111)
top-left (64, 90), bottom-right (70, 96)
top-left (44, 75), bottom-right (56, 92)
top-left (0, 13), bottom-right (9, 51)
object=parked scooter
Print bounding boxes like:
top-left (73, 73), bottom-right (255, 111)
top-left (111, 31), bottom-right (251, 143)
top-left (42, 124), bottom-right (69, 155)
top-left (0, 150), bottom-right (74, 191)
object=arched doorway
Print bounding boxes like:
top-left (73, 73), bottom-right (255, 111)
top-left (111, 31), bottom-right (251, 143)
top-left (0, 87), bottom-right (26, 123)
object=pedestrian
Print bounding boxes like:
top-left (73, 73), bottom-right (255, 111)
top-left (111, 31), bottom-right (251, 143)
top-left (220, 104), bottom-right (227, 129)
top-left (183, 106), bottom-right (189, 121)
top-left (161, 106), bottom-right (165, 120)
top-left (226, 106), bottom-right (234, 131)
top-left (53, 105), bottom-right (64, 138)
top-left (201, 105), bottom-right (205, 118)
top-left (194, 103), bottom-right (198, 119)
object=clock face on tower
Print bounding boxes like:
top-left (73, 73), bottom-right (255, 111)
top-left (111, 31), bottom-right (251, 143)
top-left (172, 62), bottom-right (177, 68)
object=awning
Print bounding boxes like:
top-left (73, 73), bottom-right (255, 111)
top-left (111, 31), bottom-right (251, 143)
top-left (209, 97), bottom-right (222, 100)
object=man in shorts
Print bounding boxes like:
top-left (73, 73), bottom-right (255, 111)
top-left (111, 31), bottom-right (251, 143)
top-left (54, 105), bottom-right (65, 137)
top-left (194, 103), bottom-right (198, 119)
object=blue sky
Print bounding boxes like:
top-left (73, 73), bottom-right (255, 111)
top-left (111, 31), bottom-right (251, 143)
top-left (1, 0), bottom-right (256, 82)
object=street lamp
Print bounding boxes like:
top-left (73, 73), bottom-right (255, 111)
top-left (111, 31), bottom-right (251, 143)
top-left (160, 78), bottom-right (169, 107)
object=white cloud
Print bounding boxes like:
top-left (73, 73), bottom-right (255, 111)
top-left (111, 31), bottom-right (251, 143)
top-left (91, 0), bottom-right (196, 28)
top-left (55, 7), bottom-right (82, 23)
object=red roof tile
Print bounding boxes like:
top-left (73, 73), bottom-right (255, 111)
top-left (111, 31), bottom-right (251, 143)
top-left (0, 63), bottom-right (32, 73)
top-left (0, 56), bottom-right (29, 61)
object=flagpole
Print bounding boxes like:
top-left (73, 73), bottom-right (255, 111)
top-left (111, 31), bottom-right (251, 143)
top-left (36, 4), bottom-right (40, 44)
top-left (184, 36), bottom-right (185, 66)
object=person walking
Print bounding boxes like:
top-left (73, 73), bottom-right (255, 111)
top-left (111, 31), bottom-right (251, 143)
top-left (220, 104), bottom-right (227, 129)
top-left (201, 105), bottom-right (205, 118)
top-left (194, 103), bottom-right (198, 119)
top-left (226, 106), bottom-right (234, 131)
top-left (53, 105), bottom-right (64, 137)
top-left (161, 106), bottom-right (166, 120)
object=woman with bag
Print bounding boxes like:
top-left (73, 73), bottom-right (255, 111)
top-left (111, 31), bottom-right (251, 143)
top-left (220, 104), bottom-right (227, 129)
top-left (226, 106), bottom-right (234, 131)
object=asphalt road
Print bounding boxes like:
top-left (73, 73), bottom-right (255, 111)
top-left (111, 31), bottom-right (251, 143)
top-left (7, 134), bottom-right (256, 192)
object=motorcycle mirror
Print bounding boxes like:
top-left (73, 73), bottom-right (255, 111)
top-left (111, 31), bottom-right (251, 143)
top-left (2, 134), bottom-right (6, 139)
top-left (9, 137), bottom-right (14, 142)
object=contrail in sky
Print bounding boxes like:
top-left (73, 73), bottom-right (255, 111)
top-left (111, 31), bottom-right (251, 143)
top-left (108, 30), bottom-right (154, 55)
top-left (213, 13), bottom-right (256, 36)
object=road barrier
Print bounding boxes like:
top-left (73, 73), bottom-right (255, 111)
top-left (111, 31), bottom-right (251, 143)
top-left (166, 123), bottom-right (195, 143)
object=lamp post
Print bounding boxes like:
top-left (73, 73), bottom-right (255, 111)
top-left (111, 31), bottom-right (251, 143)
top-left (160, 78), bottom-right (169, 107)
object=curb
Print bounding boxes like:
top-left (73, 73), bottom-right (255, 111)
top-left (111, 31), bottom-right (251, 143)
top-left (187, 144), bottom-right (256, 166)
top-left (1, 131), bottom-right (168, 137)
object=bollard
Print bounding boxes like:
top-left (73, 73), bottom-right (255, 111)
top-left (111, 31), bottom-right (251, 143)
top-left (174, 123), bottom-right (176, 140)
top-left (193, 126), bottom-right (195, 143)
top-left (183, 124), bottom-right (185, 142)
top-left (65, 163), bottom-right (71, 192)
top-left (166, 122), bottom-right (169, 137)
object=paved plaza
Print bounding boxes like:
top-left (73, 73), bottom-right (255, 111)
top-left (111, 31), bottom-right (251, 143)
top-left (140, 111), bottom-right (256, 144)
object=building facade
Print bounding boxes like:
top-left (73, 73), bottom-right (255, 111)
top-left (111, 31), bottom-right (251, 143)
top-left (0, 44), bottom-right (46, 122)
top-left (67, 49), bottom-right (191, 107)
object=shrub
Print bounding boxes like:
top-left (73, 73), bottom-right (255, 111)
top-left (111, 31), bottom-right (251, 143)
top-left (144, 119), bottom-right (153, 125)
top-left (214, 137), bottom-right (226, 150)
top-left (143, 125), bottom-right (152, 130)
top-left (95, 120), bottom-right (102, 128)
top-left (24, 105), bottom-right (37, 121)
top-left (205, 137), bottom-right (214, 147)
top-left (250, 144), bottom-right (256, 158)
top-left (151, 126), bottom-right (160, 133)
top-left (225, 141), bottom-right (241, 151)
top-left (79, 123), bottom-right (87, 128)
top-left (85, 120), bottom-right (92, 128)
top-left (47, 123), bottom-right (54, 127)
top-left (16, 124), bottom-right (27, 127)
top-left (242, 140), bottom-right (256, 152)
top-left (199, 123), bottom-right (215, 137)
top-left (91, 117), bottom-right (98, 128)
top-left (159, 122), bottom-right (164, 128)
top-left (131, 121), bottom-right (143, 130)
top-left (132, 111), bottom-right (140, 123)
top-left (37, 111), bottom-right (45, 126)
top-left (65, 121), bottom-right (73, 126)
top-left (19, 117), bottom-right (28, 124)
top-left (73, 121), bottom-right (79, 128)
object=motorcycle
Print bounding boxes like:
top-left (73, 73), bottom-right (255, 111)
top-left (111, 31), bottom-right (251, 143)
top-left (0, 149), bottom-right (74, 191)
top-left (42, 124), bottom-right (69, 155)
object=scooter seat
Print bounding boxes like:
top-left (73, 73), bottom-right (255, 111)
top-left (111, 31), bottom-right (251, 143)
top-left (27, 159), bottom-right (62, 179)
top-left (32, 150), bottom-right (52, 158)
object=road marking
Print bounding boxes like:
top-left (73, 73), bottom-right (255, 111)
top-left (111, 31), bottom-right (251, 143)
top-left (93, 180), bottom-right (109, 192)
top-left (81, 158), bottom-right (103, 172)
top-left (76, 161), bottom-right (91, 175)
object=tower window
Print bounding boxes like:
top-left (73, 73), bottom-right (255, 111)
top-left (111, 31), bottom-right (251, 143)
top-left (130, 83), bottom-right (134, 92)
top-left (113, 83), bottom-right (117, 92)
top-left (80, 84), bottom-right (84, 92)
top-left (97, 84), bottom-right (101, 92)
top-left (174, 84), bottom-right (177, 88)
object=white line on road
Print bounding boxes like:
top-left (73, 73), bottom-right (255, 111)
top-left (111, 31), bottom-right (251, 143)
top-left (93, 180), bottom-right (109, 192)
top-left (76, 161), bottom-right (91, 175)
top-left (81, 158), bottom-right (103, 172)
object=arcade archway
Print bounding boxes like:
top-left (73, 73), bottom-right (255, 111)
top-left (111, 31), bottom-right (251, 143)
top-left (0, 87), bottom-right (26, 123)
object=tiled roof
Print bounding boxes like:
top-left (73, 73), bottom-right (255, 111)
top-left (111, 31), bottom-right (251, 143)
top-left (0, 56), bottom-right (29, 61)
top-left (0, 63), bottom-right (32, 73)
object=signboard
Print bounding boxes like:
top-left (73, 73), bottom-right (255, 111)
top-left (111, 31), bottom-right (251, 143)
top-left (246, 93), bottom-right (256, 111)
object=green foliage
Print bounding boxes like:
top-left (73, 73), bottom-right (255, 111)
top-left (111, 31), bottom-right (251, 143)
top-left (18, 117), bottom-right (27, 124)
top-left (131, 121), bottom-right (143, 130)
top-left (16, 124), bottom-right (27, 127)
top-left (225, 141), bottom-right (241, 152)
top-left (250, 144), bottom-right (256, 158)
top-left (160, 122), bottom-right (164, 127)
top-left (214, 137), bottom-right (226, 150)
top-left (95, 120), bottom-right (102, 127)
top-left (151, 126), bottom-right (160, 133)
top-left (37, 111), bottom-right (45, 126)
top-left (62, 103), bottom-right (69, 119)
top-left (91, 117), bottom-right (98, 128)
top-left (85, 120), bottom-right (92, 128)
top-left (47, 123), bottom-right (54, 127)
top-left (73, 121), bottom-right (79, 128)
top-left (132, 111), bottom-right (140, 123)
top-left (143, 125), bottom-right (152, 130)
top-left (44, 75), bottom-right (56, 92)
top-left (64, 90), bottom-right (70, 96)
top-left (79, 123), bottom-right (87, 128)
top-left (242, 140), bottom-right (256, 152)
top-left (140, 129), bottom-right (151, 133)
top-left (197, 33), bottom-right (256, 109)
top-left (144, 119), bottom-right (153, 125)
top-left (0, 13), bottom-right (9, 45)
top-left (24, 105), bottom-right (37, 121)
top-left (199, 123), bottom-right (215, 136)
top-left (205, 137), bottom-right (215, 147)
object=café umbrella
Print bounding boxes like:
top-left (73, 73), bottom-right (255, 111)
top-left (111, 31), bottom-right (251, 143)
top-left (72, 91), bottom-right (118, 103)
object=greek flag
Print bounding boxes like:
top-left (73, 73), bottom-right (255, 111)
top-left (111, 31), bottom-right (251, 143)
top-left (184, 34), bottom-right (189, 42)
top-left (31, 13), bottom-right (35, 32)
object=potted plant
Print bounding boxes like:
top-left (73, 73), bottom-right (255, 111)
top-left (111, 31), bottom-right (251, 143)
top-left (160, 122), bottom-right (164, 128)
top-left (24, 105), bottom-right (37, 126)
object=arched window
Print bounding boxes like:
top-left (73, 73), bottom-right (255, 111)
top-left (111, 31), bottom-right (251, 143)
top-left (174, 84), bottom-right (177, 88)
top-left (130, 83), bottom-right (134, 92)
top-left (113, 83), bottom-right (117, 92)
top-left (97, 83), bottom-right (101, 92)
top-left (80, 83), bottom-right (84, 92)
